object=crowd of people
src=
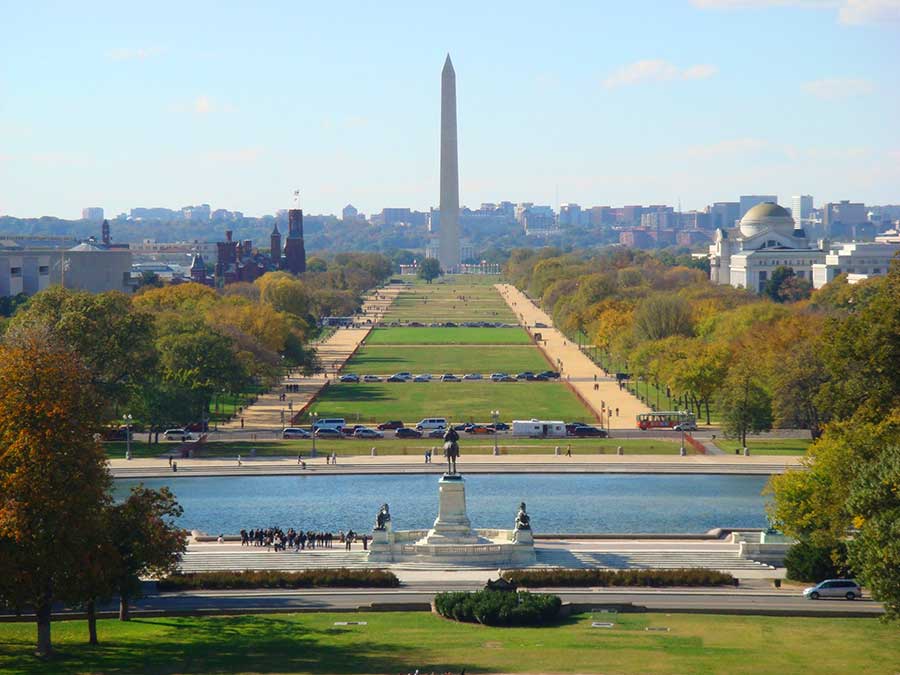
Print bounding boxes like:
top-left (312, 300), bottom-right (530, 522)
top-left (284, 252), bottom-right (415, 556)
top-left (239, 527), bottom-right (368, 551)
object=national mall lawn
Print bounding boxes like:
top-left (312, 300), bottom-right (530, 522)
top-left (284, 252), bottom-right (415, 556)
top-left (1, 612), bottom-right (896, 675)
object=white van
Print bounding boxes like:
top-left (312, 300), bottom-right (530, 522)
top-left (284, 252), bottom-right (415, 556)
top-left (512, 419), bottom-right (567, 438)
top-left (416, 417), bottom-right (448, 431)
top-left (313, 417), bottom-right (346, 431)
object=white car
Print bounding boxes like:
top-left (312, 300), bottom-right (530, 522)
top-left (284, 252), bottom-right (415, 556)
top-left (803, 579), bottom-right (862, 600)
top-left (463, 373), bottom-right (483, 380)
top-left (673, 422), bottom-right (698, 431)
top-left (353, 427), bottom-right (384, 439)
top-left (163, 428), bottom-right (192, 442)
top-left (282, 427), bottom-right (311, 439)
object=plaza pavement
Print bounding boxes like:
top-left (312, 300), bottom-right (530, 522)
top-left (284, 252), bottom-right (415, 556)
top-left (496, 283), bottom-right (651, 430)
top-left (216, 285), bottom-right (403, 432)
top-left (109, 452), bottom-right (803, 479)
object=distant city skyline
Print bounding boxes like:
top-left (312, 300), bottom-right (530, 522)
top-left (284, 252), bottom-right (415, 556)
top-left (1, 1), bottom-right (898, 218)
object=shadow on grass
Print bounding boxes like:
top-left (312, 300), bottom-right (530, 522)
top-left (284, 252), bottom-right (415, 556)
top-left (1, 615), bottom-right (465, 675)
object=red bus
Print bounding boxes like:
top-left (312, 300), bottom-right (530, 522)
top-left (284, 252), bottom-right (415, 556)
top-left (636, 410), bottom-right (696, 430)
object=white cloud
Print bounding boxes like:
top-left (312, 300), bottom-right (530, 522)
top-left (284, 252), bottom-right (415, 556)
top-left (107, 46), bottom-right (165, 61)
top-left (687, 137), bottom-right (770, 157)
top-left (802, 77), bottom-right (875, 98)
top-left (838, 0), bottom-right (900, 24)
top-left (690, 0), bottom-right (900, 25)
top-left (603, 59), bottom-right (718, 88)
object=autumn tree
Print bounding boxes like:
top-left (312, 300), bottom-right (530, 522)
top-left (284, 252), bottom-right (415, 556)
top-left (108, 485), bottom-right (187, 621)
top-left (716, 359), bottom-right (772, 447)
top-left (632, 293), bottom-right (694, 342)
top-left (0, 324), bottom-right (110, 658)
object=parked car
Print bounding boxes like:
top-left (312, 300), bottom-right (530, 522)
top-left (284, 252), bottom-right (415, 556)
top-left (463, 373), bottom-right (483, 380)
top-left (441, 373), bottom-right (460, 382)
top-left (569, 425), bottom-right (607, 438)
top-left (363, 374), bottom-right (382, 383)
top-left (466, 424), bottom-right (493, 434)
top-left (452, 423), bottom-right (470, 431)
top-left (803, 579), bottom-right (862, 600)
top-left (186, 421), bottom-right (209, 432)
top-left (416, 417), bottom-right (448, 431)
top-left (673, 421), bottom-right (698, 431)
top-left (339, 373), bottom-right (360, 383)
top-left (408, 322), bottom-right (425, 327)
top-left (313, 417), bottom-right (345, 431)
top-left (163, 428), bottom-right (192, 442)
top-left (353, 427), bottom-right (384, 439)
top-left (413, 374), bottom-right (432, 382)
top-left (281, 427), bottom-right (311, 439)
top-left (534, 322), bottom-right (548, 328)
top-left (314, 427), bottom-right (343, 439)
top-left (387, 374), bottom-right (407, 382)
top-left (516, 372), bottom-right (536, 381)
top-left (341, 424), bottom-right (367, 436)
top-left (491, 422), bottom-right (510, 431)
top-left (490, 373), bottom-right (509, 382)
top-left (538, 370), bottom-right (560, 379)
top-left (534, 374), bottom-right (551, 381)
top-left (395, 427), bottom-right (422, 439)
top-left (426, 428), bottom-right (446, 438)
top-left (377, 420), bottom-right (404, 430)
top-left (394, 372), bottom-right (414, 381)
top-left (496, 375), bottom-right (517, 382)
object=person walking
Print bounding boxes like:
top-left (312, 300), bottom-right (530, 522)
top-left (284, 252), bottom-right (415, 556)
top-left (237, 454), bottom-right (242, 466)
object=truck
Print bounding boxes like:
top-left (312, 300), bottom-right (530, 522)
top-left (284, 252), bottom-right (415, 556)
top-left (511, 419), bottom-right (567, 438)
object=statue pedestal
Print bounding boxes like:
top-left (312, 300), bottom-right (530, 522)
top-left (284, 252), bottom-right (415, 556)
top-left (513, 528), bottom-right (533, 545)
top-left (418, 474), bottom-right (483, 544)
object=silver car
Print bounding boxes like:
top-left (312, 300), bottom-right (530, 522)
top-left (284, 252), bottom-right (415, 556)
top-left (803, 579), bottom-right (862, 600)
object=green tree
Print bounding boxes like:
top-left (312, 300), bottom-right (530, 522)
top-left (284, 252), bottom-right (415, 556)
top-left (108, 485), bottom-right (187, 621)
top-left (716, 361), bottom-right (772, 447)
top-left (632, 293), bottom-right (694, 342)
top-left (764, 266), bottom-right (811, 303)
top-left (0, 324), bottom-right (110, 658)
top-left (418, 257), bottom-right (442, 283)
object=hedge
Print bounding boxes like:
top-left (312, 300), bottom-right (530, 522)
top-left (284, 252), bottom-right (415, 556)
top-left (784, 541), bottom-right (851, 582)
top-left (502, 568), bottom-right (736, 588)
top-left (157, 568), bottom-right (400, 591)
top-left (434, 590), bottom-right (561, 626)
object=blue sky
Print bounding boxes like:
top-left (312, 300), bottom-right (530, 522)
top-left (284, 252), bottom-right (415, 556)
top-left (1, 0), bottom-right (898, 218)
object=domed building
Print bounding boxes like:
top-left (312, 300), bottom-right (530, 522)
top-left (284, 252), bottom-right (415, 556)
top-left (709, 201), bottom-right (826, 292)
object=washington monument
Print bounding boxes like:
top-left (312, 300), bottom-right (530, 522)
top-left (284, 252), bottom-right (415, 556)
top-left (438, 54), bottom-right (460, 270)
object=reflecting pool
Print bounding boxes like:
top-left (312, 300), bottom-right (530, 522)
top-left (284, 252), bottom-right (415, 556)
top-left (114, 474), bottom-right (770, 535)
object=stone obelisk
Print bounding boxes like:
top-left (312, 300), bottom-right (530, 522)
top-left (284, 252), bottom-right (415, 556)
top-left (438, 54), bottom-right (460, 271)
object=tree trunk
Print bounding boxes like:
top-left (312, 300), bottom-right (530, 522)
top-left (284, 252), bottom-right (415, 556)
top-left (119, 596), bottom-right (129, 622)
top-left (705, 400), bottom-right (711, 425)
top-left (87, 600), bottom-right (98, 645)
top-left (35, 599), bottom-right (53, 658)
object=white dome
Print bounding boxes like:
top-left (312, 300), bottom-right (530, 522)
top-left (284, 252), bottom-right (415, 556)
top-left (739, 202), bottom-right (795, 238)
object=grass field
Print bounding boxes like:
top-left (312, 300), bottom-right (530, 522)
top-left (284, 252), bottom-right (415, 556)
top-left (383, 276), bottom-right (516, 322)
top-left (343, 345), bottom-right (548, 374)
top-left (304, 382), bottom-right (593, 423)
top-left (715, 438), bottom-right (813, 456)
top-left (364, 326), bottom-right (532, 345)
top-left (2, 612), bottom-right (896, 675)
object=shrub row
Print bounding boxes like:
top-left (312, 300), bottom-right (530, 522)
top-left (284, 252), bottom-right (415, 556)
top-left (784, 541), bottom-right (852, 582)
top-left (502, 568), bottom-right (736, 588)
top-left (157, 568), bottom-right (400, 591)
top-left (434, 590), bottom-right (561, 627)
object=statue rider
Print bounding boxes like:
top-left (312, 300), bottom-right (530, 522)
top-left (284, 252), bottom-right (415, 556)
top-left (443, 425), bottom-right (460, 474)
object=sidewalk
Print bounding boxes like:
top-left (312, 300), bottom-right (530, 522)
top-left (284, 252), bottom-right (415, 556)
top-left (496, 283), bottom-right (650, 430)
top-left (218, 285), bottom-right (403, 432)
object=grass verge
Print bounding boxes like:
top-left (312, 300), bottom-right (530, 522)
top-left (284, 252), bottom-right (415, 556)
top-left (343, 345), bottom-right (548, 374)
top-left (715, 438), bottom-right (812, 456)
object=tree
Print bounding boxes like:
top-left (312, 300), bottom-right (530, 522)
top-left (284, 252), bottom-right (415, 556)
top-left (716, 361), bottom-right (772, 447)
top-left (632, 293), bottom-right (694, 342)
top-left (418, 258), bottom-right (442, 283)
top-left (0, 324), bottom-right (110, 658)
top-left (107, 486), bottom-right (187, 621)
top-left (763, 266), bottom-right (811, 303)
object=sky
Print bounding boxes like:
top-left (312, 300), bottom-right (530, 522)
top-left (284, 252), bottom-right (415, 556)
top-left (1, 0), bottom-right (899, 219)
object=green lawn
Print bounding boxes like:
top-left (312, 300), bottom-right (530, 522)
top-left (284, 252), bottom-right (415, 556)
top-left (2, 612), bottom-right (896, 675)
top-left (365, 326), bottom-right (531, 345)
top-left (304, 381), bottom-right (593, 423)
top-left (189, 437), bottom-right (685, 457)
top-left (383, 276), bottom-right (516, 322)
top-left (344, 345), bottom-right (548, 374)
top-left (715, 438), bottom-right (813, 456)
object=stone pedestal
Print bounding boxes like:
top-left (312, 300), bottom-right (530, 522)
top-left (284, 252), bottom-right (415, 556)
top-left (418, 475), bottom-right (483, 545)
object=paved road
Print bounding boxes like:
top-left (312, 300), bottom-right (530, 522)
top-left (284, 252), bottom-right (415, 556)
top-left (23, 585), bottom-right (879, 620)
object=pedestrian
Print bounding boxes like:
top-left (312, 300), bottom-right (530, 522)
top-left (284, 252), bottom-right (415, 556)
top-left (298, 454), bottom-right (302, 465)
top-left (237, 454), bottom-right (242, 466)
top-left (240, 417), bottom-right (244, 429)
top-left (615, 407), bottom-right (619, 416)
top-left (566, 445), bottom-right (572, 457)
top-left (331, 452), bottom-right (337, 464)
top-left (168, 455), bottom-right (173, 467)
top-left (362, 534), bottom-right (369, 551)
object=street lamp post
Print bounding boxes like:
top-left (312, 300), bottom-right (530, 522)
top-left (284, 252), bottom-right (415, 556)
top-left (491, 410), bottom-right (500, 456)
top-left (680, 426), bottom-right (686, 457)
top-left (123, 414), bottom-right (133, 460)
top-left (311, 412), bottom-right (318, 457)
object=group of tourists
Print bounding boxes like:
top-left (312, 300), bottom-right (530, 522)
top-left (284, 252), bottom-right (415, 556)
top-left (239, 527), bottom-right (368, 551)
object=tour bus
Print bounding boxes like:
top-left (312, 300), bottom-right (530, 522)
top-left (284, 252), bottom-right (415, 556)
top-left (512, 419), bottom-right (567, 438)
top-left (636, 410), bottom-right (696, 430)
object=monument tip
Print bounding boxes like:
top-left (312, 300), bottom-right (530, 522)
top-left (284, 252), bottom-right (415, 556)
top-left (443, 53), bottom-right (454, 71)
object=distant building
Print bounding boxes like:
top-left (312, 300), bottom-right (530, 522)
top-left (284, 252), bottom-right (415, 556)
top-left (791, 195), bottom-right (814, 225)
top-left (381, 207), bottom-right (412, 226)
top-left (270, 224), bottom-right (281, 268)
top-left (676, 229), bottom-right (712, 247)
top-left (282, 192), bottom-right (307, 275)
top-left (709, 202), bottom-right (740, 230)
top-left (709, 202), bottom-right (825, 292)
top-left (823, 200), bottom-right (868, 239)
top-left (82, 207), bottom-right (104, 222)
top-left (342, 204), bottom-right (359, 222)
top-left (129, 207), bottom-right (178, 221)
top-left (589, 206), bottom-right (613, 226)
top-left (739, 195), bottom-right (778, 219)
top-left (558, 203), bottom-right (583, 227)
top-left (0, 248), bottom-right (51, 297)
top-left (619, 229), bottom-right (655, 248)
top-left (182, 204), bottom-right (211, 221)
top-left (811, 242), bottom-right (900, 289)
top-left (680, 210), bottom-right (711, 231)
